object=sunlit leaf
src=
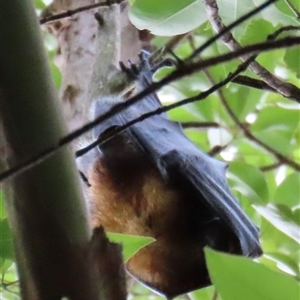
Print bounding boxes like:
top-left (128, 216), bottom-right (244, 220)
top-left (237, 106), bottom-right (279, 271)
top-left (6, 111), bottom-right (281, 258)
top-left (129, 0), bottom-right (207, 36)
top-left (274, 0), bottom-right (300, 19)
top-left (228, 162), bottom-right (269, 203)
top-left (254, 204), bottom-right (300, 243)
top-left (240, 19), bottom-right (274, 45)
top-left (0, 219), bottom-right (14, 260)
top-left (107, 233), bottom-right (154, 262)
top-left (0, 191), bottom-right (7, 219)
top-left (274, 173), bottom-right (300, 208)
top-left (284, 47), bottom-right (300, 78)
top-left (205, 248), bottom-right (300, 300)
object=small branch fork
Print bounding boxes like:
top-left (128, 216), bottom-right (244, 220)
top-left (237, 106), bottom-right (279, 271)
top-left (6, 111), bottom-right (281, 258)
top-left (1, 0), bottom-right (300, 181)
top-left (203, 0), bottom-right (300, 102)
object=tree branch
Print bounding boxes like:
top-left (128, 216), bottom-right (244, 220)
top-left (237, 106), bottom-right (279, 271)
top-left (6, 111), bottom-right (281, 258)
top-left (203, 0), bottom-right (300, 102)
top-left (181, 121), bottom-right (220, 129)
top-left (40, 0), bottom-right (125, 25)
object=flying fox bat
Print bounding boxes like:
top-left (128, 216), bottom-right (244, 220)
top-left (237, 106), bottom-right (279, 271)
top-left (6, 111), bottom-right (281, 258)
top-left (78, 51), bottom-right (262, 299)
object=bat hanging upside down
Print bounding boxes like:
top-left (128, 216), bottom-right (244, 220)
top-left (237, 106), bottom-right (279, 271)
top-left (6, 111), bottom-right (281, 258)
top-left (77, 51), bottom-right (262, 299)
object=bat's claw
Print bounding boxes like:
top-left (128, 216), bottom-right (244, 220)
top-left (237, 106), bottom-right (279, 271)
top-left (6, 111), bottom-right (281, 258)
top-left (119, 49), bottom-right (174, 84)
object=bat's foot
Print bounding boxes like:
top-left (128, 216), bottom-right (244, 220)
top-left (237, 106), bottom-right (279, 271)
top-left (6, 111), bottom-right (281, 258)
top-left (119, 50), bottom-right (152, 80)
top-left (119, 50), bottom-right (174, 84)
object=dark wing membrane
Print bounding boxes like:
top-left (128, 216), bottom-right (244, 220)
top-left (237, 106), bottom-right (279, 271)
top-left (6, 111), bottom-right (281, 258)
top-left (126, 112), bottom-right (262, 257)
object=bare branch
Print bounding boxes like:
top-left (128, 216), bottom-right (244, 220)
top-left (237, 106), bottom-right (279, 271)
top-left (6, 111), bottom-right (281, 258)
top-left (181, 121), bottom-right (220, 129)
top-left (203, 0), bottom-right (300, 102)
top-left (40, 0), bottom-right (125, 25)
top-left (232, 25), bottom-right (300, 94)
top-left (208, 144), bottom-right (228, 157)
top-left (260, 161), bottom-right (283, 172)
top-left (267, 25), bottom-right (300, 40)
top-left (232, 75), bottom-right (277, 92)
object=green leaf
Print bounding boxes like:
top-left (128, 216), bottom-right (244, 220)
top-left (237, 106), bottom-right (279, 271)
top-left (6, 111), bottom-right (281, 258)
top-left (250, 106), bottom-right (299, 156)
top-left (0, 219), bottom-right (14, 260)
top-left (34, 0), bottom-right (46, 10)
top-left (240, 19), bottom-right (274, 45)
top-left (264, 252), bottom-right (300, 277)
top-left (0, 259), bottom-right (12, 274)
top-left (254, 204), bottom-right (300, 243)
top-left (274, 173), bottom-right (300, 208)
top-left (251, 107), bottom-right (299, 132)
top-left (217, 0), bottom-right (258, 38)
top-left (129, 0), bottom-right (206, 36)
top-left (107, 233), bottom-right (154, 262)
top-left (252, 0), bottom-right (299, 26)
top-left (0, 191), bottom-right (7, 219)
top-left (50, 61), bottom-right (62, 89)
top-left (284, 47), bottom-right (300, 78)
top-left (274, 0), bottom-right (300, 18)
top-left (205, 248), bottom-right (300, 300)
top-left (188, 286), bottom-right (216, 300)
top-left (227, 162), bottom-right (269, 204)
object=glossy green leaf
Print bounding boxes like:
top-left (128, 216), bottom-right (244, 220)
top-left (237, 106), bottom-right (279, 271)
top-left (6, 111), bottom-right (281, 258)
top-left (0, 191), bottom-right (7, 219)
top-left (0, 219), bottom-right (14, 260)
top-left (250, 106), bottom-right (299, 156)
top-left (274, 173), bottom-right (300, 208)
top-left (274, 0), bottom-right (300, 18)
top-left (227, 162), bottom-right (269, 203)
top-left (205, 248), bottom-right (300, 300)
top-left (284, 47), bottom-right (300, 78)
top-left (292, 207), bottom-right (300, 226)
top-left (252, 0), bottom-right (299, 26)
top-left (254, 204), bottom-right (300, 243)
top-left (107, 233), bottom-right (154, 262)
top-left (129, 0), bottom-right (207, 36)
top-left (240, 19), bottom-right (274, 45)
top-left (0, 259), bottom-right (12, 274)
top-left (264, 252), bottom-right (300, 277)
top-left (251, 107), bottom-right (299, 132)
top-left (34, 0), bottom-right (46, 10)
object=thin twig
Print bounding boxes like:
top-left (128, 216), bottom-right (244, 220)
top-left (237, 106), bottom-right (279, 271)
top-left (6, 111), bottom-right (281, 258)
top-left (181, 121), bottom-right (220, 129)
top-left (212, 289), bottom-right (218, 300)
top-left (230, 25), bottom-right (300, 93)
top-left (203, 55), bottom-right (299, 171)
top-left (260, 161), bottom-right (283, 172)
top-left (151, 33), bottom-right (190, 63)
top-left (217, 74), bottom-right (300, 171)
top-left (40, 0), bottom-right (125, 25)
top-left (267, 25), bottom-right (300, 40)
top-left (208, 144), bottom-right (228, 157)
top-left (232, 75), bottom-right (277, 92)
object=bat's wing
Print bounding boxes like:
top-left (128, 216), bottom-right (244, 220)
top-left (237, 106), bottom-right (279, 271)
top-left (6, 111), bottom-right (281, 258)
top-left (125, 105), bottom-right (262, 257)
top-left (91, 51), bottom-right (262, 257)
